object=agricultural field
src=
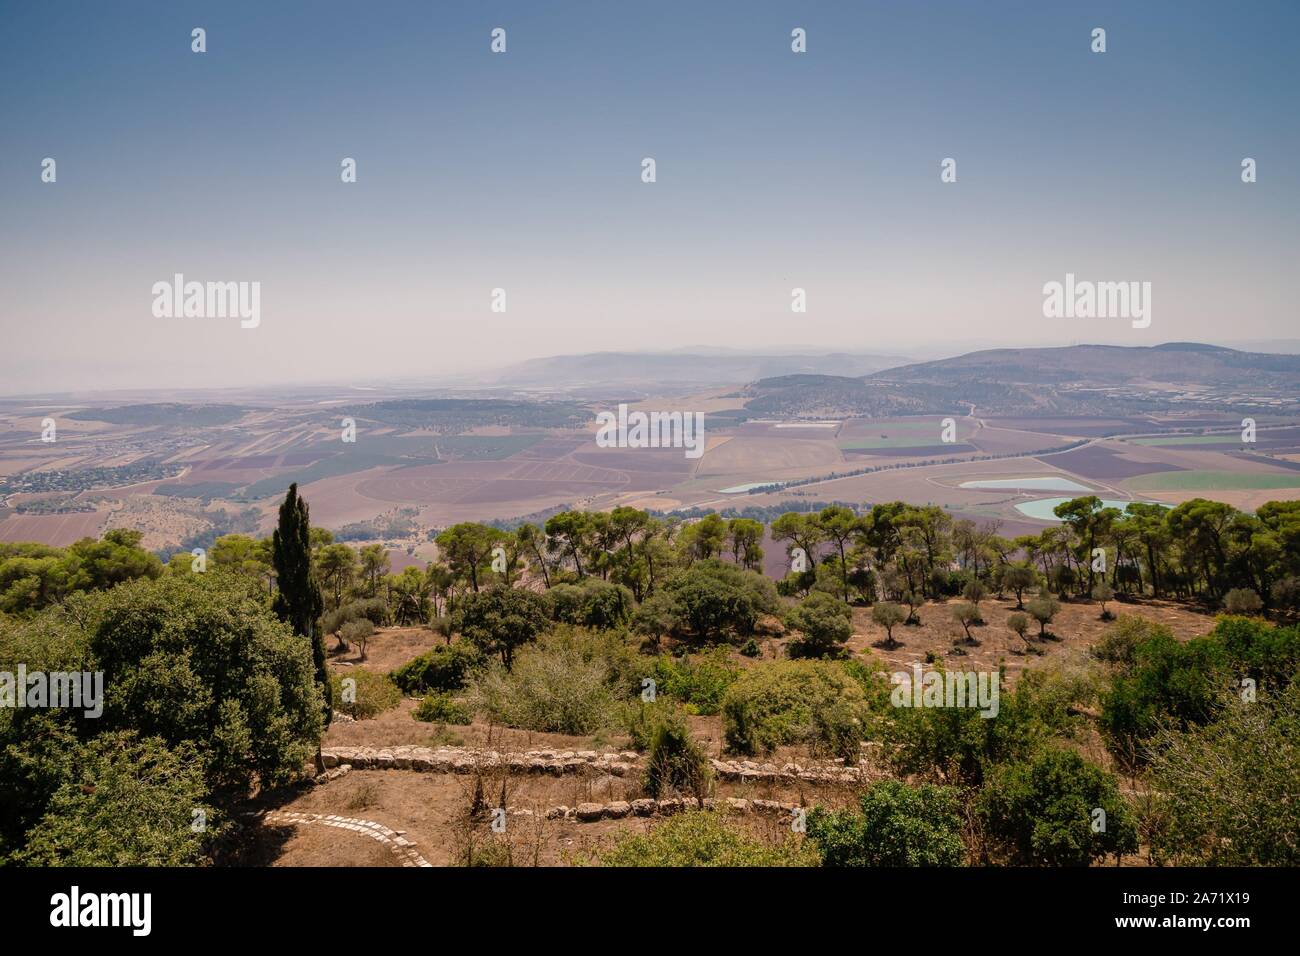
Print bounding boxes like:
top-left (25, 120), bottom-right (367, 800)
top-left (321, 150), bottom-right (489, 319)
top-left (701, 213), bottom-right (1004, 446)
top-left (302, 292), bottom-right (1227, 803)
top-left (5, 368), bottom-right (1300, 558)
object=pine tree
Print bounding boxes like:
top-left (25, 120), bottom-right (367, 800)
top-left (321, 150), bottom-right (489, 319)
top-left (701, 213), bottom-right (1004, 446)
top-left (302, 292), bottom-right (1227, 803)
top-left (272, 483), bottom-right (331, 727)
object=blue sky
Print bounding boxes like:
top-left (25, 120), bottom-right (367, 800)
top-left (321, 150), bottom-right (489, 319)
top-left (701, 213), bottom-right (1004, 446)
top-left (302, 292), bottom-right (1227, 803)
top-left (1, 1), bottom-right (1296, 393)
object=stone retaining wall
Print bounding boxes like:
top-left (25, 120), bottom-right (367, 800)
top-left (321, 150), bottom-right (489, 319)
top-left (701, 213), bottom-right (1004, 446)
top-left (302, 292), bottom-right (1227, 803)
top-left (321, 746), bottom-right (863, 784)
top-left (545, 796), bottom-right (803, 822)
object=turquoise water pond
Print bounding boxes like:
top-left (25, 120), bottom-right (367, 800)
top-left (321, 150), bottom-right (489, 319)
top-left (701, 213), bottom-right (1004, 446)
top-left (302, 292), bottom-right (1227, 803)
top-left (1015, 497), bottom-right (1159, 520)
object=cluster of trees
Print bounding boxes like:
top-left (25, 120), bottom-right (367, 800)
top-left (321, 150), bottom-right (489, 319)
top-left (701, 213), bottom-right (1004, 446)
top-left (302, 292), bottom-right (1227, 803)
top-left (11, 493), bottom-right (1298, 677)
top-left (0, 484), bottom-right (341, 865)
top-left (0, 530), bottom-right (164, 614)
top-left (0, 572), bottom-right (324, 864)
top-left (762, 497), bottom-right (1300, 613)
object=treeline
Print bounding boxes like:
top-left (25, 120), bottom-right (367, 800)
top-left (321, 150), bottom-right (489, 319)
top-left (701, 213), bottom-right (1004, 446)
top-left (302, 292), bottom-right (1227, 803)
top-left (8, 494), bottom-right (1300, 628)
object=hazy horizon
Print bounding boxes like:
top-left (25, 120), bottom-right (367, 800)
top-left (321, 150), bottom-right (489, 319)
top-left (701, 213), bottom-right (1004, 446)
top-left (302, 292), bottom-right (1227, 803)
top-left (3, 0), bottom-right (1297, 394)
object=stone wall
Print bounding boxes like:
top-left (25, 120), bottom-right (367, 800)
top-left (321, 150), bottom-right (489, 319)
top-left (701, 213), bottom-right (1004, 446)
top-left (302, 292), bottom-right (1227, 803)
top-left (320, 745), bottom-right (865, 784)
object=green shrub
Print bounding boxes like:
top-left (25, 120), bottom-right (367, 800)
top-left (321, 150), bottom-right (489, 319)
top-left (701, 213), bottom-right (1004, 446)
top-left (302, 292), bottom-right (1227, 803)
top-left (739, 637), bottom-right (761, 657)
top-left (1214, 615), bottom-right (1300, 687)
top-left (976, 747), bottom-right (1138, 866)
top-left (549, 579), bottom-right (634, 629)
top-left (472, 628), bottom-right (637, 734)
top-left (330, 669), bottom-right (401, 720)
top-left (389, 641), bottom-right (483, 694)
top-left (1092, 615), bottom-right (1299, 769)
top-left (882, 670), bottom-right (1042, 785)
top-left (1010, 664), bottom-right (1102, 738)
top-left (15, 732), bottom-right (212, 867)
top-left (650, 647), bottom-right (740, 715)
top-left (642, 709), bottom-right (711, 800)
top-left (413, 693), bottom-right (473, 725)
top-left (806, 779), bottom-right (966, 867)
top-left (722, 660), bottom-right (871, 762)
top-left (633, 560), bottom-right (780, 644)
top-left (1091, 615), bottom-right (1169, 671)
top-left (1146, 683), bottom-right (1300, 865)
top-left (839, 656), bottom-right (894, 711)
top-left (785, 592), bottom-right (853, 658)
top-left (1223, 587), bottom-right (1263, 615)
top-left (1, 573), bottom-right (325, 799)
top-left (322, 597), bottom-right (388, 635)
top-left (594, 812), bottom-right (818, 867)
top-left (622, 697), bottom-right (677, 751)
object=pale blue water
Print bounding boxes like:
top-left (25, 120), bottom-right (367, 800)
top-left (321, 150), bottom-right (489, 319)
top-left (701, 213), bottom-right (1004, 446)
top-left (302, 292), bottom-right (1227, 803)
top-left (961, 476), bottom-right (1092, 492)
top-left (1015, 497), bottom-right (1152, 520)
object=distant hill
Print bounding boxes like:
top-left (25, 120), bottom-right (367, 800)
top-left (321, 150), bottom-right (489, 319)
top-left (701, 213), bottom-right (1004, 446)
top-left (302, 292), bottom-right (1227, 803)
top-left (874, 343), bottom-right (1300, 387)
top-left (493, 350), bottom-right (909, 388)
top-left (742, 343), bottom-right (1300, 418)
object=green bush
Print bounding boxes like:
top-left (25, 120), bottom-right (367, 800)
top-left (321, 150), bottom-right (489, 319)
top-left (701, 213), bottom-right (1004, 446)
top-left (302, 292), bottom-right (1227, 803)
top-left (649, 647), bottom-right (740, 715)
top-left (594, 812), bottom-right (818, 867)
top-left (1095, 615), bottom-right (1300, 768)
top-left (1146, 683), bottom-right (1300, 865)
top-left (976, 747), bottom-right (1138, 866)
top-left (322, 597), bottom-right (388, 635)
top-left (1091, 615), bottom-right (1169, 670)
top-left (472, 628), bottom-right (638, 734)
top-left (622, 697), bottom-right (676, 751)
top-left (389, 641), bottom-right (483, 694)
top-left (722, 660), bottom-right (871, 762)
top-left (15, 732), bottom-right (212, 867)
top-left (642, 709), bottom-right (711, 800)
top-left (1010, 664), bottom-right (1102, 738)
top-left (839, 656), bottom-right (894, 711)
top-left (0, 573), bottom-right (322, 861)
top-left (882, 670), bottom-right (1042, 786)
top-left (549, 579), bottom-right (634, 629)
top-left (785, 591), bottom-right (853, 658)
top-left (1223, 587), bottom-right (1263, 615)
top-left (807, 779), bottom-right (966, 867)
top-left (0, 573), bottom-right (324, 797)
top-left (633, 560), bottom-right (780, 644)
top-left (330, 669), bottom-right (401, 720)
top-left (413, 693), bottom-right (473, 725)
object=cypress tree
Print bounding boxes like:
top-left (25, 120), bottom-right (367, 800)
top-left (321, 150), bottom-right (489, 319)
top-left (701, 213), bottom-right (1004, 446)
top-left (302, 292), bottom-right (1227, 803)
top-left (272, 483), bottom-right (331, 726)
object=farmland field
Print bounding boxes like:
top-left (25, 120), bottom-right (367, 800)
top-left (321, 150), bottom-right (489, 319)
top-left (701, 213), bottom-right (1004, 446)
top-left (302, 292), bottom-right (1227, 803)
top-left (1128, 435), bottom-right (1250, 446)
top-left (1125, 470), bottom-right (1300, 491)
top-left (4, 388), bottom-right (1300, 553)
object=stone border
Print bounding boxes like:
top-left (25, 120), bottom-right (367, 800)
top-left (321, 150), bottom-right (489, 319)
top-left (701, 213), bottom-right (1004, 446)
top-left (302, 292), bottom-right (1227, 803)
top-left (547, 797), bottom-right (803, 822)
top-left (321, 746), bottom-right (864, 784)
top-left (260, 810), bottom-right (433, 867)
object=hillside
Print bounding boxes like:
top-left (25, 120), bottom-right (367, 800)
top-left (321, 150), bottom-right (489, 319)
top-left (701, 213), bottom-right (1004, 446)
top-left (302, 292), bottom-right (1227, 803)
top-left (875, 343), bottom-right (1300, 387)
top-left (494, 350), bottom-right (910, 388)
top-left (742, 343), bottom-right (1300, 418)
